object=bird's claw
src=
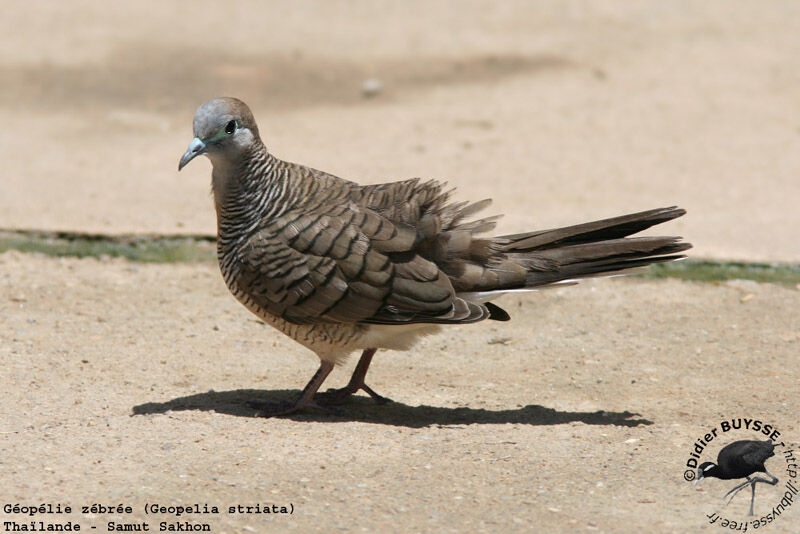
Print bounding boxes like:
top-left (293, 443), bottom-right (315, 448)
top-left (320, 383), bottom-right (390, 406)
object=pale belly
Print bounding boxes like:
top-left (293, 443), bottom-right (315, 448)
top-left (229, 281), bottom-right (441, 364)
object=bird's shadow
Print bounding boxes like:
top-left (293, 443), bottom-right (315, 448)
top-left (132, 389), bottom-right (652, 428)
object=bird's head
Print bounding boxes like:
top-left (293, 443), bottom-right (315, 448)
top-left (694, 462), bottom-right (717, 486)
top-left (178, 97), bottom-right (262, 171)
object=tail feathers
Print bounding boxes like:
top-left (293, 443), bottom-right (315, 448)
top-left (455, 208), bottom-right (691, 310)
top-left (485, 302), bottom-right (510, 321)
top-left (516, 235), bottom-right (689, 287)
top-left (526, 253), bottom-right (686, 287)
top-left (498, 206), bottom-right (686, 252)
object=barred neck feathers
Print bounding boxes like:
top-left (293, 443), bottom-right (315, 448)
top-left (214, 143), bottom-right (282, 240)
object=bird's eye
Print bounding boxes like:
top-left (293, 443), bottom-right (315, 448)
top-left (225, 120), bottom-right (237, 135)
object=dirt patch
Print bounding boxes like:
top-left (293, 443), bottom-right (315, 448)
top-left (1, 2), bottom-right (799, 262)
top-left (1, 46), bottom-right (570, 114)
top-left (2, 252), bottom-right (798, 532)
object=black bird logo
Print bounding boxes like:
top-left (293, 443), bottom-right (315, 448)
top-left (694, 439), bottom-right (779, 516)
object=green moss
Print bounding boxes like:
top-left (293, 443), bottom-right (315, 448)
top-left (641, 260), bottom-right (800, 287)
top-left (2, 231), bottom-right (799, 286)
top-left (0, 231), bottom-right (215, 263)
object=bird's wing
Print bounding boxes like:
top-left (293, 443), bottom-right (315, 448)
top-left (720, 440), bottom-right (775, 472)
top-left (351, 178), bottom-right (499, 235)
top-left (739, 441), bottom-right (775, 467)
top-left (235, 202), bottom-right (490, 325)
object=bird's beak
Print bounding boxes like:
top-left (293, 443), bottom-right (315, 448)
top-left (693, 474), bottom-right (703, 487)
top-left (178, 137), bottom-right (207, 171)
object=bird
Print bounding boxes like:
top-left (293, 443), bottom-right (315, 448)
top-left (694, 439), bottom-right (779, 516)
top-left (178, 97), bottom-right (691, 417)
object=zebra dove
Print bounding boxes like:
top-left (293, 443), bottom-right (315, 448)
top-left (178, 97), bottom-right (691, 417)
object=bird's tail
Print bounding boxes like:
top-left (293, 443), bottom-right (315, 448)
top-left (453, 207), bottom-right (691, 305)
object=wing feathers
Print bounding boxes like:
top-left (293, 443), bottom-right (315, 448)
top-left (235, 172), bottom-right (690, 327)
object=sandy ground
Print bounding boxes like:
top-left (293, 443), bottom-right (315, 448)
top-left (0, 1), bottom-right (799, 261)
top-left (2, 2), bottom-right (800, 533)
top-left (2, 253), bottom-right (798, 533)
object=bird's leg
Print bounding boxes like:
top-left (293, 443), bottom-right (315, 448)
top-left (747, 473), bottom-right (780, 488)
top-left (728, 469), bottom-right (778, 515)
top-left (249, 361), bottom-right (340, 417)
top-left (742, 472), bottom-right (779, 516)
top-left (320, 348), bottom-right (389, 405)
top-left (741, 469), bottom-right (780, 515)
top-left (723, 477), bottom-right (753, 505)
top-left (760, 469), bottom-right (779, 485)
